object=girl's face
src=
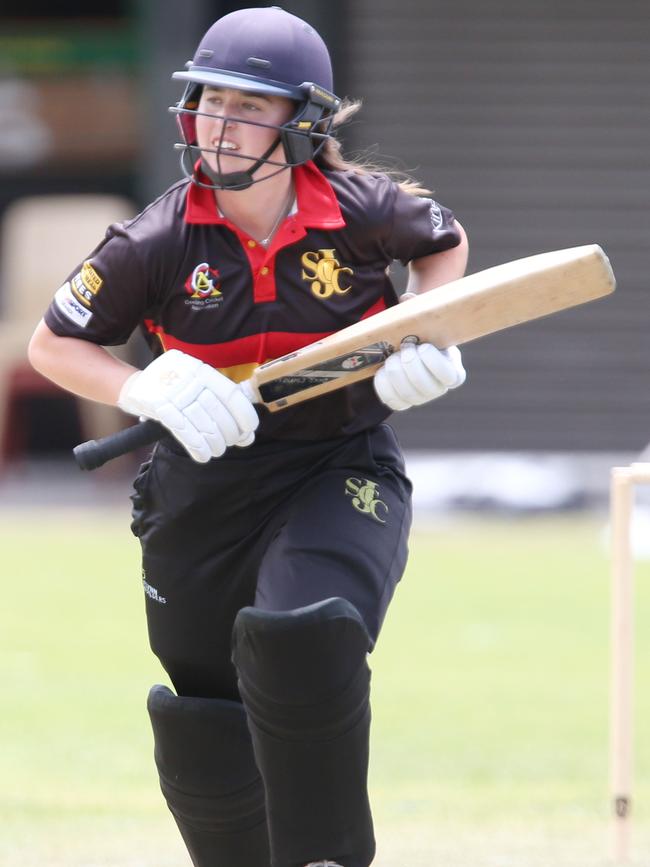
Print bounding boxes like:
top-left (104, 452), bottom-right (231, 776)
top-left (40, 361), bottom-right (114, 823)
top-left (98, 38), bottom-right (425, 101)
top-left (195, 86), bottom-right (295, 179)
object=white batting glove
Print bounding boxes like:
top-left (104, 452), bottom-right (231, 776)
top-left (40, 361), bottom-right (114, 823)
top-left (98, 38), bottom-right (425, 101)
top-left (374, 342), bottom-right (466, 411)
top-left (118, 349), bottom-right (258, 463)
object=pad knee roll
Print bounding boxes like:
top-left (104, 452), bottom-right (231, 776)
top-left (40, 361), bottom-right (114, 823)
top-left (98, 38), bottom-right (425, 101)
top-left (232, 596), bottom-right (371, 737)
top-left (147, 684), bottom-right (269, 867)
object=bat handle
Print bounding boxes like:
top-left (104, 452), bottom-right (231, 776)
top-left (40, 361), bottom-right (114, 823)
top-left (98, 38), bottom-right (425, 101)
top-left (73, 419), bottom-right (165, 470)
top-left (72, 379), bottom-right (260, 471)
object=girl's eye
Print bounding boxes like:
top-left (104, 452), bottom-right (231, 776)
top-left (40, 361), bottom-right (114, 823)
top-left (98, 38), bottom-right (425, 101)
top-left (243, 103), bottom-right (260, 111)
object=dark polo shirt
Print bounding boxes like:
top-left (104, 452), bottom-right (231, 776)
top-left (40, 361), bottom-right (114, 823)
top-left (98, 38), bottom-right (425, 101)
top-left (45, 161), bottom-right (460, 440)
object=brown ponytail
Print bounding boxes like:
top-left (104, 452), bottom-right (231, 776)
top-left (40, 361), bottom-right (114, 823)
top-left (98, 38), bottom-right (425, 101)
top-left (314, 98), bottom-right (433, 197)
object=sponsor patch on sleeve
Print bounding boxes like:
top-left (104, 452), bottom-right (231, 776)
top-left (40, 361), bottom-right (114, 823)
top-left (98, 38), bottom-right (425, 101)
top-left (54, 282), bottom-right (94, 328)
top-left (70, 260), bottom-right (103, 307)
top-left (81, 260), bottom-right (103, 293)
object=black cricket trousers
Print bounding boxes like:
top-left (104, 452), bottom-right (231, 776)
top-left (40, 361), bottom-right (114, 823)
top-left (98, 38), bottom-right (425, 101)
top-left (130, 423), bottom-right (413, 865)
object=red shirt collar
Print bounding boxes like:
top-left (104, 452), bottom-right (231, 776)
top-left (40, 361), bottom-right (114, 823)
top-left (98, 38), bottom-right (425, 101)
top-left (184, 161), bottom-right (345, 231)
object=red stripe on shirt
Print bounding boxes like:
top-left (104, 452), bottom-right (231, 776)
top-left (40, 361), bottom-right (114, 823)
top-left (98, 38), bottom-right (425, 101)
top-left (144, 322), bottom-right (333, 368)
top-left (143, 297), bottom-right (388, 369)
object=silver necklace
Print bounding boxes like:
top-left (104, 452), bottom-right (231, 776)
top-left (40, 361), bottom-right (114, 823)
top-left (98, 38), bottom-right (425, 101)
top-left (259, 184), bottom-right (294, 247)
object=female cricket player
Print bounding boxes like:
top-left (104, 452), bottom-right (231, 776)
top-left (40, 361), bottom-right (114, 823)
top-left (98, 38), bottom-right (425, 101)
top-left (28, 8), bottom-right (468, 866)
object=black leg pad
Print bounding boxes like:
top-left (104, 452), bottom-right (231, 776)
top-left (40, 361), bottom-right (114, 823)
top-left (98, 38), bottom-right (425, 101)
top-left (147, 684), bottom-right (270, 867)
top-left (232, 597), bottom-right (375, 867)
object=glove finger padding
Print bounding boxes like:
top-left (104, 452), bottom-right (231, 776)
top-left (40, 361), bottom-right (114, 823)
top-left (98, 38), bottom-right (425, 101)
top-left (196, 389), bottom-right (239, 442)
top-left (397, 342), bottom-right (449, 404)
top-left (380, 346), bottom-right (445, 409)
top-left (183, 395), bottom-right (221, 436)
top-left (373, 364), bottom-right (410, 411)
top-left (235, 431), bottom-right (256, 448)
top-left (156, 405), bottom-right (214, 463)
top-left (373, 342), bottom-right (466, 412)
top-left (196, 365), bottom-right (259, 435)
top-left (418, 343), bottom-right (466, 389)
top-left (170, 377), bottom-right (204, 412)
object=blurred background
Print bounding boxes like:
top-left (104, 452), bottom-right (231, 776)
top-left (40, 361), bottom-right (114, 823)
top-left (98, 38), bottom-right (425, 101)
top-left (2, 5), bottom-right (650, 867)
top-left (0, 0), bottom-right (648, 510)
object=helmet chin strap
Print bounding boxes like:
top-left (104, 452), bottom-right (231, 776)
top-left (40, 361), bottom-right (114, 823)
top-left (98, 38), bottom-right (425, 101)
top-left (199, 137), bottom-right (283, 191)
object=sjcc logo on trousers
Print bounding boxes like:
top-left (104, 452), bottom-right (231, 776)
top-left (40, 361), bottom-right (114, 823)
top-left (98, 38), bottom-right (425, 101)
top-left (345, 477), bottom-right (388, 524)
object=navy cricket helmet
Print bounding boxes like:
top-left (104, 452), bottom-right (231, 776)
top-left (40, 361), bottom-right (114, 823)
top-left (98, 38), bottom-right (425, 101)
top-left (170, 6), bottom-right (341, 190)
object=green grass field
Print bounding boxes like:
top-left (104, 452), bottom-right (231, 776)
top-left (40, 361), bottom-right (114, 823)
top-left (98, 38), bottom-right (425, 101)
top-left (2, 506), bottom-right (649, 866)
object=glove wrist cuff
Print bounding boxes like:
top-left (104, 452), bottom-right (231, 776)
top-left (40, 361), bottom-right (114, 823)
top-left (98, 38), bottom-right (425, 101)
top-left (117, 370), bottom-right (143, 414)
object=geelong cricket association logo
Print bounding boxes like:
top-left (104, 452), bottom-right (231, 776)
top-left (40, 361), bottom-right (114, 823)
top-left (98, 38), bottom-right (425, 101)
top-left (184, 262), bottom-right (223, 309)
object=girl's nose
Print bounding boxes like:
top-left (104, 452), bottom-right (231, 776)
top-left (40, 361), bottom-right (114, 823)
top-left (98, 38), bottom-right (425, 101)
top-left (216, 110), bottom-right (237, 129)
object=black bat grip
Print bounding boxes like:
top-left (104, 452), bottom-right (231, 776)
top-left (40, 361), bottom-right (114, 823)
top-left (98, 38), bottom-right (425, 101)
top-left (73, 419), bottom-right (165, 470)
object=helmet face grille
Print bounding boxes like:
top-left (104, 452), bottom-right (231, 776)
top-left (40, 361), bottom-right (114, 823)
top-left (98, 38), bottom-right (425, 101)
top-left (171, 93), bottom-right (337, 191)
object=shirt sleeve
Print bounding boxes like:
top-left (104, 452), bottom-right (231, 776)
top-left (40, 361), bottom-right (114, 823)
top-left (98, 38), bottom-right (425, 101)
top-left (383, 184), bottom-right (461, 266)
top-left (43, 221), bottom-right (151, 346)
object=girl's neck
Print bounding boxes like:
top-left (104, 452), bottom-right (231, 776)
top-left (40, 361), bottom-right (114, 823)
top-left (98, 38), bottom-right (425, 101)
top-left (214, 169), bottom-right (294, 244)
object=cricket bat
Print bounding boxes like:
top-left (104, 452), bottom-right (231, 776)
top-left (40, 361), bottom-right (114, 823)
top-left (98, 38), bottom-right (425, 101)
top-left (74, 244), bottom-right (614, 469)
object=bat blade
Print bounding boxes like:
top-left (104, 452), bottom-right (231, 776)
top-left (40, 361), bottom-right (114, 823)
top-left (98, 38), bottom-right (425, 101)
top-left (250, 244), bottom-right (615, 411)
